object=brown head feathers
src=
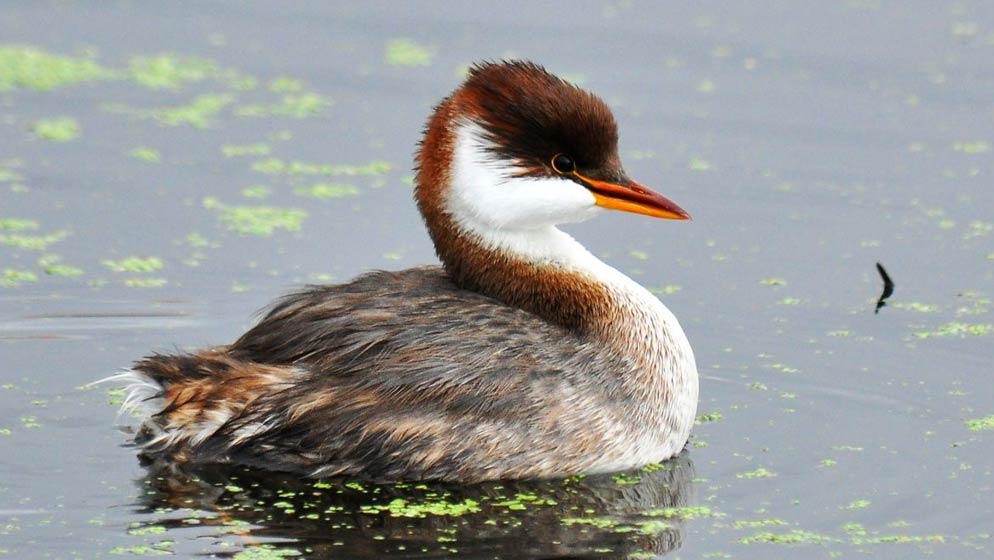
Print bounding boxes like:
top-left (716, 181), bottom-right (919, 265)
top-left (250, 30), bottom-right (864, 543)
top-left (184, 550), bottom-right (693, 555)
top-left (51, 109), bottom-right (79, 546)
top-left (456, 61), bottom-right (621, 176)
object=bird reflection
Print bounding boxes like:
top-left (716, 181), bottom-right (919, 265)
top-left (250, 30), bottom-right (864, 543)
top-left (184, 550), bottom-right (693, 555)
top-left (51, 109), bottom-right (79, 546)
top-left (130, 452), bottom-right (697, 559)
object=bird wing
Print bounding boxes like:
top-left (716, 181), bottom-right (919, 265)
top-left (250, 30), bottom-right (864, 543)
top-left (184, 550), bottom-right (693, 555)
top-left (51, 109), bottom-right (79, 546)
top-left (208, 266), bottom-right (620, 479)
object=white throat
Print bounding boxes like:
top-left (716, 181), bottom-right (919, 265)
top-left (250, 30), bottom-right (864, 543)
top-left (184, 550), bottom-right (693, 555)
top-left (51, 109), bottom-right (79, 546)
top-left (446, 121), bottom-right (612, 275)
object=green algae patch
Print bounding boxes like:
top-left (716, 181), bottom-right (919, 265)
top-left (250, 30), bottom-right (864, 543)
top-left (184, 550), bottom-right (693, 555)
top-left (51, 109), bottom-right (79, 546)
top-left (736, 467), bottom-right (776, 479)
top-left (0, 46), bottom-right (111, 91)
top-left (913, 322), bottom-right (993, 338)
top-left (740, 530), bottom-right (833, 545)
top-left (966, 220), bottom-right (993, 240)
top-left (688, 157), bottom-right (712, 171)
top-left (33, 117), bottom-right (79, 142)
top-left (843, 523), bottom-right (944, 545)
top-left (185, 232), bottom-right (215, 248)
top-left (733, 518), bottom-right (788, 529)
top-left (385, 39), bottom-right (432, 66)
top-left (493, 492), bottom-right (558, 510)
top-left (612, 473), bottom-right (642, 486)
top-left (853, 534), bottom-right (944, 545)
top-left (237, 92), bottom-right (330, 118)
top-left (1, 269), bottom-right (38, 287)
top-left (128, 54), bottom-right (216, 89)
top-left (223, 143), bottom-right (271, 157)
top-left (109, 544), bottom-right (172, 556)
top-left (695, 411), bottom-right (723, 424)
top-left (360, 497), bottom-right (480, 518)
top-left (123, 277), bottom-right (167, 288)
top-left (38, 255), bottom-right (83, 278)
top-left (231, 545), bottom-right (303, 559)
top-left (241, 185), bottom-right (271, 199)
top-left (643, 506), bottom-right (722, 519)
top-left (252, 158), bottom-right (392, 177)
top-left (640, 462), bottom-right (667, 473)
top-left (0, 218), bottom-right (38, 231)
top-left (43, 264), bottom-right (83, 277)
top-left (649, 284), bottom-right (681, 296)
top-left (759, 277), bottom-right (787, 287)
top-left (294, 183), bottom-right (358, 199)
top-left (269, 77), bottom-right (303, 92)
top-left (0, 230), bottom-right (69, 250)
top-left (152, 94), bottom-right (233, 128)
top-left (563, 517), bottom-right (675, 537)
top-left (127, 524), bottom-right (167, 537)
top-left (203, 197), bottom-right (305, 236)
top-left (893, 302), bottom-right (939, 313)
top-left (102, 256), bottom-right (164, 273)
top-left (966, 414), bottom-right (994, 431)
top-left (562, 517), bottom-right (625, 530)
top-left (953, 141), bottom-right (990, 154)
top-left (129, 147), bottom-right (160, 162)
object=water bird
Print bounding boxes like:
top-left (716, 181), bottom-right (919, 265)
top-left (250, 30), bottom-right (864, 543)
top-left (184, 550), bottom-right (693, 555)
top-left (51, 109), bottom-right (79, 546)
top-left (112, 61), bottom-right (698, 482)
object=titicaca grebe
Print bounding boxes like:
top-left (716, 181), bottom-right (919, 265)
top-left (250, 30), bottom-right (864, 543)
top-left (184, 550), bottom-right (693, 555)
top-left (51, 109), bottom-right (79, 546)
top-left (113, 61), bottom-right (699, 482)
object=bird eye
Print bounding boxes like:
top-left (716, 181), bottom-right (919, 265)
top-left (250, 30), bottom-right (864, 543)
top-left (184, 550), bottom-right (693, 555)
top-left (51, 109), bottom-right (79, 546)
top-left (551, 153), bottom-right (576, 175)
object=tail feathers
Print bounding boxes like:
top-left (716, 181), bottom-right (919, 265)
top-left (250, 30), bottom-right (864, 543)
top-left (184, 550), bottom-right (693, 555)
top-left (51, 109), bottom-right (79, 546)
top-left (94, 368), bottom-right (167, 422)
top-left (103, 350), bottom-right (301, 463)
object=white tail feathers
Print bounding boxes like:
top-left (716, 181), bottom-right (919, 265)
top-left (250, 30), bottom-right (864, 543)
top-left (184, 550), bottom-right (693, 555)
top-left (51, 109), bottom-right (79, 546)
top-left (90, 369), bottom-right (164, 422)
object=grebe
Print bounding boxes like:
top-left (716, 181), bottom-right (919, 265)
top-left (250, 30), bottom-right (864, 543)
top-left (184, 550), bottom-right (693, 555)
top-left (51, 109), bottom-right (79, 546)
top-left (115, 61), bottom-right (698, 482)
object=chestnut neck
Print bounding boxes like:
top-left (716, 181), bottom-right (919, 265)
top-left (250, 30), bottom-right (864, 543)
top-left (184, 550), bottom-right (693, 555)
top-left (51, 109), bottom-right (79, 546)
top-left (435, 216), bottom-right (612, 335)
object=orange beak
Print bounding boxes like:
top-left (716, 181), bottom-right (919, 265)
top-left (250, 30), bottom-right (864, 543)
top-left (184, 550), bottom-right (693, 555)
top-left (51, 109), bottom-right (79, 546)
top-left (575, 172), bottom-right (691, 220)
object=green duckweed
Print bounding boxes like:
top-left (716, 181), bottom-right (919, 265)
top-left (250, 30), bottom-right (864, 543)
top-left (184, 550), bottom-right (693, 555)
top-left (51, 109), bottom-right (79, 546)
top-left (0, 218), bottom-right (38, 231)
top-left (236, 92), bottom-right (329, 117)
top-left (740, 530), bottom-right (833, 544)
top-left (385, 39), bottom-right (432, 66)
top-left (222, 143), bottom-right (272, 157)
top-left (737, 467), bottom-right (777, 479)
top-left (128, 54), bottom-right (216, 89)
top-left (966, 414), bottom-right (994, 431)
top-left (203, 197), bottom-right (305, 236)
top-left (33, 117), bottom-right (79, 142)
top-left (129, 147), bottom-right (160, 162)
top-left (0, 230), bottom-right (69, 250)
top-left (1, 269), bottom-right (38, 287)
top-left (0, 46), bottom-right (110, 90)
top-left (293, 184), bottom-right (359, 199)
top-left (152, 94), bottom-right (233, 128)
top-left (914, 322), bottom-right (993, 338)
top-left (360, 497), bottom-right (480, 518)
top-left (252, 158), bottom-right (391, 176)
top-left (102, 256), bottom-right (164, 273)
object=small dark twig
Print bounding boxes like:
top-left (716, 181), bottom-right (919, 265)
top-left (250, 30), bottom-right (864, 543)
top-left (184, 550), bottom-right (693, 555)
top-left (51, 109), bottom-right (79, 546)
top-left (875, 262), bottom-right (894, 314)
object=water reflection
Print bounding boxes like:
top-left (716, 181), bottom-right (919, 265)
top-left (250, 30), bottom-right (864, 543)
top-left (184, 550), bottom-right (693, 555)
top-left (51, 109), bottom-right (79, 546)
top-left (133, 452), bottom-right (697, 559)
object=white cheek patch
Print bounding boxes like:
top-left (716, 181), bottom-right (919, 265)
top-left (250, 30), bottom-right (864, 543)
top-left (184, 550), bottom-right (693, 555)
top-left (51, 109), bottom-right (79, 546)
top-left (447, 122), bottom-right (600, 231)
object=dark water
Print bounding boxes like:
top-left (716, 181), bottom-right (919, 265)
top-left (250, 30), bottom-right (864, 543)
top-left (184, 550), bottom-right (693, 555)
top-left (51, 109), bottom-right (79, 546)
top-left (2, 2), bottom-right (993, 558)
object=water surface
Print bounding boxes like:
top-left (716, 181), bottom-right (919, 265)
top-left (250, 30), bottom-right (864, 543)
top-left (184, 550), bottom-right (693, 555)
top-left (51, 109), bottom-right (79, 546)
top-left (1, 2), bottom-right (992, 558)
